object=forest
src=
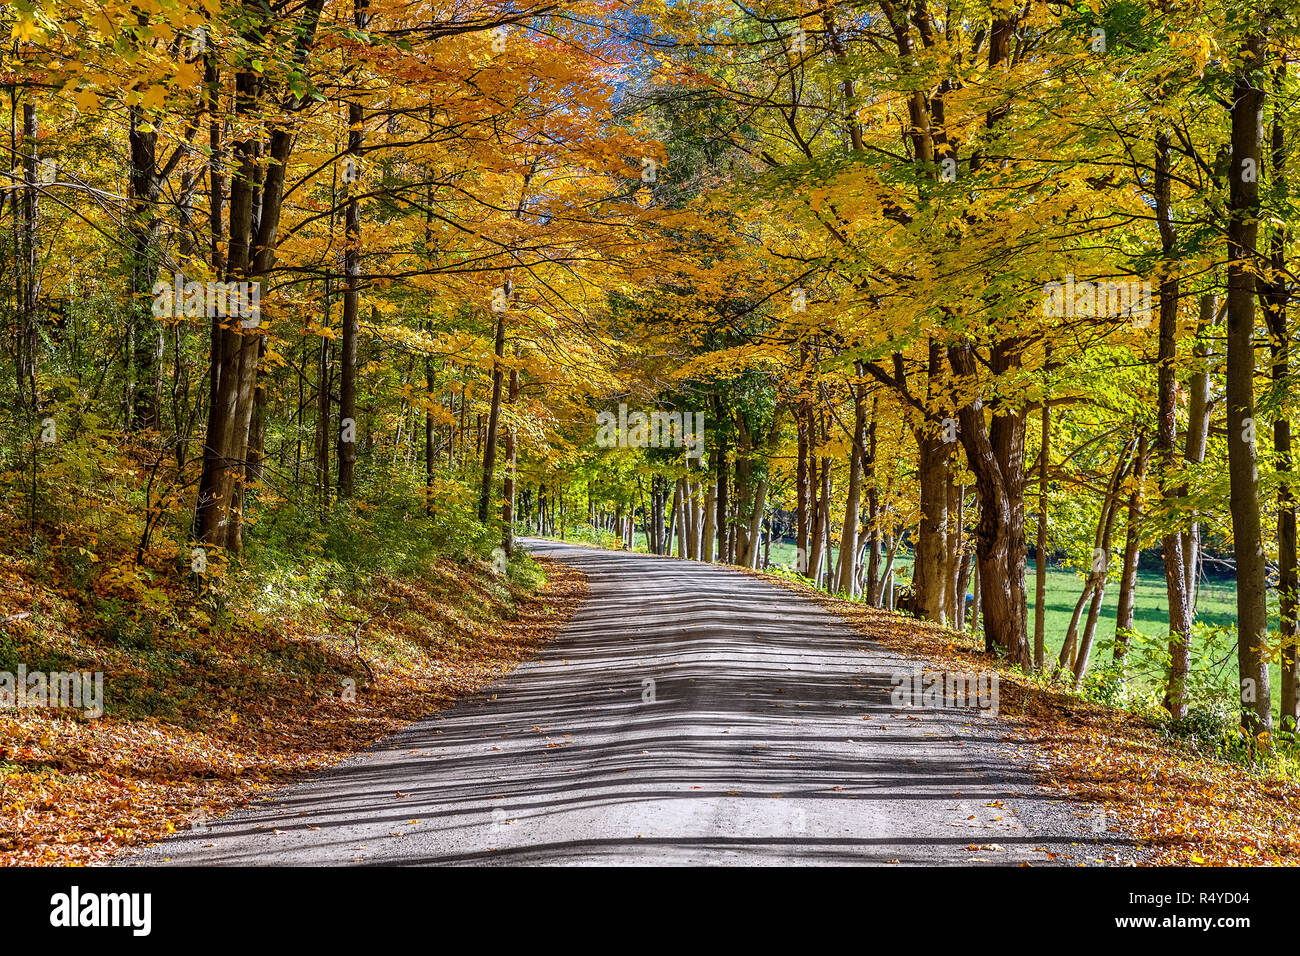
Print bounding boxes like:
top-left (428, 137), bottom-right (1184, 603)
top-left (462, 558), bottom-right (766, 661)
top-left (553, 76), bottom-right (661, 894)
top-left (3, 0), bottom-right (1300, 866)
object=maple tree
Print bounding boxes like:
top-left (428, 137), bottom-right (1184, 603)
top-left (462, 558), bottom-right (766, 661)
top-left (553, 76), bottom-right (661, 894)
top-left (609, 0), bottom-right (1300, 738)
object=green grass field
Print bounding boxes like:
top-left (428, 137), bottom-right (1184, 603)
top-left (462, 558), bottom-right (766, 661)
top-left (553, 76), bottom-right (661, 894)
top-left (605, 530), bottom-right (1258, 712)
top-left (622, 533), bottom-right (1236, 639)
top-left (566, 530), bottom-right (1289, 717)
top-left (759, 538), bottom-right (1243, 682)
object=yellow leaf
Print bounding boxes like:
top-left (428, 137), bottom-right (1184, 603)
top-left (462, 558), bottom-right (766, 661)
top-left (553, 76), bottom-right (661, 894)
top-left (174, 61), bottom-right (201, 88)
top-left (141, 85), bottom-right (168, 110)
top-left (12, 16), bottom-right (44, 42)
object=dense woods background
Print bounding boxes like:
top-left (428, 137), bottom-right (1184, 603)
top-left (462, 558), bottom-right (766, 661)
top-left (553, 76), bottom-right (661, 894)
top-left (4, 0), bottom-right (1300, 754)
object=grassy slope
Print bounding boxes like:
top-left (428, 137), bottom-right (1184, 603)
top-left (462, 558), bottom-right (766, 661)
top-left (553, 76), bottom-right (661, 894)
top-left (0, 542), bottom-right (586, 865)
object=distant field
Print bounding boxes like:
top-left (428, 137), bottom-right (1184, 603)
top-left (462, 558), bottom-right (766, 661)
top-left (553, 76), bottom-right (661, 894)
top-left (612, 531), bottom-right (1259, 709)
top-left (761, 538), bottom-right (1240, 682)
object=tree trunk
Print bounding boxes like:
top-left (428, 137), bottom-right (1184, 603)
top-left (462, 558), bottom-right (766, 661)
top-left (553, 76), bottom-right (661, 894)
top-left (1226, 34), bottom-right (1272, 731)
top-left (865, 413), bottom-right (881, 604)
top-left (501, 363), bottom-right (520, 553)
top-left (949, 342), bottom-right (1031, 667)
top-left (477, 311), bottom-right (506, 524)
top-left (807, 453), bottom-right (822, 577)
top-left (882, 534), bottom-right (898, 610)
top-left (314, 313), bottom-right (332, 508)
top-left (684, 477), bottom-right (699, 559)
top-left (797, 388), bottom-right (810, 576)
top-left (1034, 402), bottom-right (1050, 671)
top-left (1183, 293), bottom-right (1218, 613)
top-left (16, 101), bottom-right (40, 411)
top-left (744, 478), bottom-right (767, 570)
top-left (1072, 436), bottom-right (1137, 686)
top-left (836, 378), bottom-right (866, 594)
top-left (194, 0), bottom-right (326, 550)
top-left (337, 73), bottom-right (364, 499)
top-left (947, 474), bottom-right (962, 623)
top-left (195, 73), bottom-right (257, 548)
top-left (424, 337), bottom-right (436, 516)
top-left (128, 102), bottom-right (163, 431)
top-left (246, 337), bottom-right (268, 485)
top-left (681, 478), bottom-right (691, 561)
top-left (809, 459), bottom-right (831, 588)
top-left (701, 475), bottom-right (716, 562)
top-left (913, 428), bottom-right (951, 623)
top-left (714, 413), bottom-right (730, 563)
top-left (1263, 77), bottom-right (1298, 727)
top-left (1153, 130), bottom-right (1196, 718)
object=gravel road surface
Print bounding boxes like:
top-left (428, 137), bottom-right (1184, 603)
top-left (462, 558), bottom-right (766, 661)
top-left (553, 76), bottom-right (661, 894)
top-left (129, 540), bottom-right (1136, 866)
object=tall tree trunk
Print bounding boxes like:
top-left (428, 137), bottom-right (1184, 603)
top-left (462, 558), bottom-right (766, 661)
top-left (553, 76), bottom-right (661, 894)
top-left (315, 300), bottom-right (332, 509)
top-left (955, 537), bottom-right (975, 629)
top-left (1226, 33), bottom-right (1272, 731)
top-left (194, 0), bottom-right (326, 550)
top-left (865, 414), bottom-right (881, 604)
top-left (807, 453), bottom-right (822, 577)
top-left (913, 428), bottom-right (951, 622)
top-left (674, 477), bottom-right (687, 558)
top-left (796, 385), bottom-right (810, 576)
top-left (1034, 402), bottom-right (1050, 671)
top-left (701, 473), bottom-right (716, 562)
top-left (423, 176), bottom-right (437, 516)
top-left (882, 533), bottom-right (899, 610)
top-left (196, 70), bottom-right (257, 548)
top-left (912, 341), bottom-right (952, 623)
top-left (836, 376), bottom-right (866, 594)
top-left (1263, 74), bottom-right (1298, 728)
top-left (16, 100), bottom-right (39, 412)
top-left (246, 338), bottom-right (268, 485)
top-left (501, 362), bottom-right (520, 553)
top-left (744, 478), bottom-right (767, 570)
top-left (1072, 436), bottom-right (1138, 686)
top-left (796, 353), bottom-right (816, 575)
top-left (817, 469), bottom-right (832, 587)
top-left (1183, 293), bottom-right (1218, 613)
top-left (477, 311), bottom-right (506, 524)
top-left (808, 454), bottom-right (829, 586)
top-left (714, 410), bottom-right (730, 563)
top-left (947, 474), bottom-right (962, 622)
top-left (1153, 130), bottom-right (1195, 718)
top-left (949, 341), bottom-right (1031, 667)
top-left (128, 102), bottom-right (163, 431)
top-left (424, 333), bottom-right (435, 516)
top-left (684, 477), bottom-right (699, 559)
top-left (948, 11), bottom-right (1030, 666)
top-left (733, 414), bottom-right (763, 568)
top-left (337, 46), bottom-right (365, 500)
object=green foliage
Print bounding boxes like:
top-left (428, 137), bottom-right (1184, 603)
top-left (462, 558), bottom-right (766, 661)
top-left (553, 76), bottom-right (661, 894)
top-left (558, 523), bottom-right (623, 551)
top-left (1076, 656), bottom-right (1131, 709)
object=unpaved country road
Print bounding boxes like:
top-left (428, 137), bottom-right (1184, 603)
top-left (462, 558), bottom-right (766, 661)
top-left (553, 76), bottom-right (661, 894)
top-left (129, 540), bottom-right (1138, 866)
